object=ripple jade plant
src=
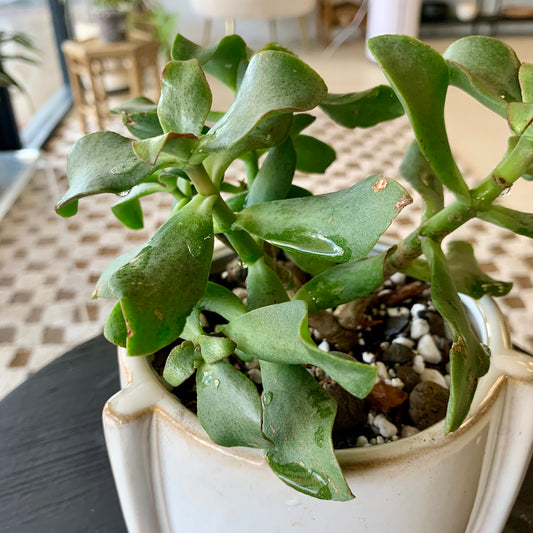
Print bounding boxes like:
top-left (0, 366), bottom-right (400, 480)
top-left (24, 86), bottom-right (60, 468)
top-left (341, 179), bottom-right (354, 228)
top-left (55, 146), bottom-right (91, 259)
top-left (56, 33), bottom-right (533, 501)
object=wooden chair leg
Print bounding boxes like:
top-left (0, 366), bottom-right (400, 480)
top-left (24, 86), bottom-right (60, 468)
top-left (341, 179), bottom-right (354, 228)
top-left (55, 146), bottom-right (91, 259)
top-left (202, 18), bottom-right (212, 44)
top-left (269, 19), bottom-right (278, 42)
top-left (298, 15), bottom-right (311, 50)
top-left (225, 17), bottom-right (235, 35)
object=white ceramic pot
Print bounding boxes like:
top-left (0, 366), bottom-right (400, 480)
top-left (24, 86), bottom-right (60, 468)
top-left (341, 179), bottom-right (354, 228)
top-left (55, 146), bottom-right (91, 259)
top-left (103, 294), bottom-right (533, 533)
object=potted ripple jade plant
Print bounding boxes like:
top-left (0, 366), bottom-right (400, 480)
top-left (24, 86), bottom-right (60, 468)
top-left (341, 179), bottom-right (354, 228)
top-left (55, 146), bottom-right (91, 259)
top-left (55, 33), bottom-right (533, 532)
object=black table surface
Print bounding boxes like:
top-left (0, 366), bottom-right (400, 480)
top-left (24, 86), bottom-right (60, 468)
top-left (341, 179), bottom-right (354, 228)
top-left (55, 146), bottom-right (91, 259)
top-left (0, 335), bottom-right (531, 533)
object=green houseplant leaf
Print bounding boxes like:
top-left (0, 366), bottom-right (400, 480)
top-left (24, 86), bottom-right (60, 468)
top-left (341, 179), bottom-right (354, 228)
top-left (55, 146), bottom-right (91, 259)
top-left (421, 238), bottom-right (490, 432)
top-left (293, 135), bottom-right (336, 174)
top-left (172, 34), bottom-right (248, 93)
top-left (519, 63), bottom-right (533, 103)
top-left (158, 59), bottom-right (212, 136)
top-left (294, 252), bottom-right (388, 314)
top-left (196, 360), bottom-right (271, 448)
top-left (235, 175), bottom-right (411, 262)
top-left (443, 36), bottom-right (522, 117)
top-left (56, 132), bottom-right (157, 217)
top-left (109, 195), bottom-right (216, 355)
top-left (111, 96), bottom-right (164, 139)
top-left (199, 49), bottom-right (327, 154)
top-left (368, 35), bottom-right (469, 202)
top-left (163, 341), bottom-right (203, 387)
top-left (477, 205), bottom-right (533, 238)
top-left (261, 361), bottom-right (353, 501)
top-left (223, 300), bottom-right (377, 398)
top-left (319, 85), bottom-right (404, 128)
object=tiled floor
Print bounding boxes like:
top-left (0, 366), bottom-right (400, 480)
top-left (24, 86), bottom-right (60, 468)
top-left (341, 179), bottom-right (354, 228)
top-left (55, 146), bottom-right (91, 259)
top-left (1, 35), bottom-right (532, 400)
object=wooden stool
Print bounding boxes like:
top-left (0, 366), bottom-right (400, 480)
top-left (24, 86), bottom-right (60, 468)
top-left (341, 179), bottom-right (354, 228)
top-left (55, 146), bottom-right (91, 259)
top-left (61, 36), bottom-right (160, 133)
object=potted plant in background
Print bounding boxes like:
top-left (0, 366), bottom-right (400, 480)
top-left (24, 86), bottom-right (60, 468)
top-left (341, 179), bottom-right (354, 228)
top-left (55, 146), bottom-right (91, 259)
top-left (92, 0), bottom-right (135, 42)
top-left (55, 32), bottom-right (533, 532)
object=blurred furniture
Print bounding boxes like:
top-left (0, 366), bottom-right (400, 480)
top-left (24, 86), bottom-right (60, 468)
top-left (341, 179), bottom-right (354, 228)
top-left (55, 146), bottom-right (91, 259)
top-left (61, 36), bottom-right (160, 133)
top-left (189, 0), bottom-right (316, 47)
top-left (317, 1), bottom-right (366, 45)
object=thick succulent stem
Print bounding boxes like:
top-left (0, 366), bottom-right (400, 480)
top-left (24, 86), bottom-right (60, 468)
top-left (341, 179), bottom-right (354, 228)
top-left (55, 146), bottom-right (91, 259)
top-left (387, 134), bottom-right (533, 273)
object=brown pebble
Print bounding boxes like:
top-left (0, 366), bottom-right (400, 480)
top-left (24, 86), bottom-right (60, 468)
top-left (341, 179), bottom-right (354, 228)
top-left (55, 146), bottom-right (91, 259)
top-left (408, 381), bottom-right (449, 430)
top-left (396, 365), bottom-right (420, 392)
top-left (365, 380), bottom-right (409, 412)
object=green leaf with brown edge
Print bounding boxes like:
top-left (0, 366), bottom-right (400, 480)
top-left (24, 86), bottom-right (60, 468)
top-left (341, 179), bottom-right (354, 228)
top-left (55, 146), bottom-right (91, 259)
top-left (196, 360), bottom-right (271, 448)
top-left (421, 238), bottom-right (490, 433)
top-left (158, 59), bottom-right (212, 136)
top-left (261, 361), bottom-right (352, 501)
top-left (519, 63), bottom-right (533, 103)
top-left (111, 182), bottom-right (169, 229)
top-left (445, 240), bottom-right (513, 298)
top-left (319, 85), bottom-right (404, 128)
top-left (477, 205), bottom-right (533, 238)
top-left (399, 140), bottom-right (444, 218)
top-left (294, 252), bottom-right (388, 314)
top-left (246, 137), bottom-right (296, 207)
top-left (443, 36), bottom-right (522, 118)
top-left (223, 300), bottom-right (377, 398)
top-left (111, 96), bottom-right (163, 140)
top-left (163, 341), bottom-right (202, 387)
top-left (55, 132), bottom-right (157, 217)
top-left (172, 34), bottom-right (249, 93)
top-left (103, 302), bottom-right (128, 347)
top-left (234, 175), bottom-right (411, 263)
top-left (109, 195), bottom-right (216, 355)
top-left (199, 50), bottom-right (327, 154)
top-left (293, 135), bottom-right (336, 174)
top-left (369, 35), bottom-right (469, 202)
top-left (508, 102), bottom-right (533, 136)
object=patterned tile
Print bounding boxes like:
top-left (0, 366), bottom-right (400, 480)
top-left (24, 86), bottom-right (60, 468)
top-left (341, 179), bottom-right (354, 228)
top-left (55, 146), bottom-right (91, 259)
top-left (0, 110), bottom-right (531, 400)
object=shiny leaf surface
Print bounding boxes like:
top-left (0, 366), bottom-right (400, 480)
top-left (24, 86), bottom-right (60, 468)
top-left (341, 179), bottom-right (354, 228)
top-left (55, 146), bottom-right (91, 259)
top-left (261, 361), bottom-right (352, 501)
top-left (235, 175), bottom-right (410, 262)
top-left (109, 195), bottom-right (215, 355)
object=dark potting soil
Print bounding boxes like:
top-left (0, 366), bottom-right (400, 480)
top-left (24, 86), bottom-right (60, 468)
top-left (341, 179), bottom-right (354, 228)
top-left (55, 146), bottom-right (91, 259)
top-left (151, 256), bottom-right (454, 450)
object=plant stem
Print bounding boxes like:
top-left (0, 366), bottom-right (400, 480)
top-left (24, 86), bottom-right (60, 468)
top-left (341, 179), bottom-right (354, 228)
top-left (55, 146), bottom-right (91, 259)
top-left (387, 134), bottom-right (533, 273)
top-left (186, 163), bottom-right (264, 264)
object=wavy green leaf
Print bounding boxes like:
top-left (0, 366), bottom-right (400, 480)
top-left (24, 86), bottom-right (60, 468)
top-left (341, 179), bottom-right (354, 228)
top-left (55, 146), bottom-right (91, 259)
top-left (199, 50), bottom-right (327, 154)
top-left (103, 302), bottom-right (128, 347)
top-left (477, 205), bottom-right (533, 237)
top-left (421, 238), bottom-right (490, 433)
top-left (443, 36), bottom-right (522, 117)
top-left (56, 132), bottom-right (156, 217)
top-left (196, 361), bottom-right (271, 448)
top-left (172, 34), bottom-right (248, 93)
top-left (158, 59), bottom-right (212, 136)
top-left (109, 195), bottom-right (215, 355)
top-left (294, 252), bottom-right (387, 314)
top-left (163, 341), bottom-right (203, 387)
top-left (197, 281), bottom-right (247, 321)
top-left (111, 96), bottom-right (164, 139)
top-left (235, 175), bottom-right (411, 262)
top-left (197, 335), bottom-right (236, 364)
top-left (508, 102), bottom-right (533, 136)
top-left (224, 300), bottom-right (377, 398)
top-left (246, 257), bottom-right (289, 311)
top-left (261, 361), bottom-right (352, 501)
top-left (369, 35), bottom-right (469, 202)
top-left (293, 135), bottom-right (336, 174)
top-left (132, 131), bottom-right (198, 166)
top-left (319, 85), bottom-right (404, 128)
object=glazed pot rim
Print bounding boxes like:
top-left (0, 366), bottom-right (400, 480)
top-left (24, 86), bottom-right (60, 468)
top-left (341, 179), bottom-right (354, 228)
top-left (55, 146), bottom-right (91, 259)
top-left (105, 288), bottom-right (533, 467)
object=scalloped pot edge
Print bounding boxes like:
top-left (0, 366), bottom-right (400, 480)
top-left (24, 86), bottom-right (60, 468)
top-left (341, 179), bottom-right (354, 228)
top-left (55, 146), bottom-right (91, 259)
top-left (103, 293), bottom-right (533, 533)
